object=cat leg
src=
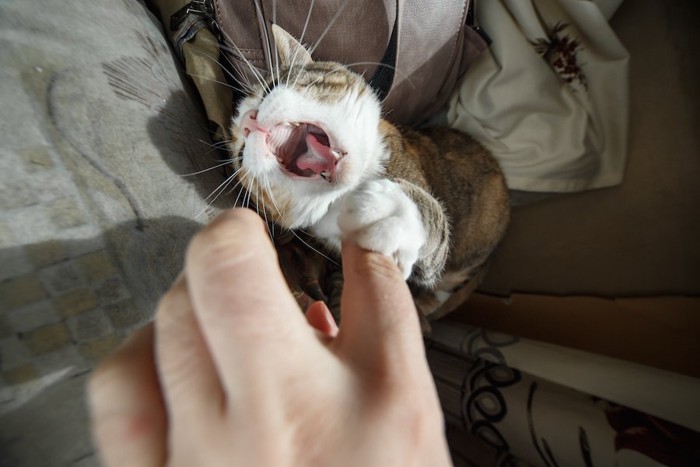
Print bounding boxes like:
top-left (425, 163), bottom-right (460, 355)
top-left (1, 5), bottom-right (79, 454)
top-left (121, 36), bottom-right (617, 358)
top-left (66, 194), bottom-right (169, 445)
top-left (393, 179), bottom-right (450, 288)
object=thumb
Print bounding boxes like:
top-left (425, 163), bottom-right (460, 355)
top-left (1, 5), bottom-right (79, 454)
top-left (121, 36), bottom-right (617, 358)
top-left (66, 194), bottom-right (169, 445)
top-left (336, 242), bottom-right (425, 373)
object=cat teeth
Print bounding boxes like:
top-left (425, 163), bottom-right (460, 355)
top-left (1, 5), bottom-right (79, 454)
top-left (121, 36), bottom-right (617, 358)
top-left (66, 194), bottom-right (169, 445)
top-left (320, 171), bottom-right (331, 181)
top-left (283, 121), bottom-right (300, 127)
top-left (330, 149), bottom-right (346, 160)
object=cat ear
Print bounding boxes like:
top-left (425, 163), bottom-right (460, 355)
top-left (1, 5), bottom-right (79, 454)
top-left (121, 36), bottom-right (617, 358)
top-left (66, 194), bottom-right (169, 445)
top-left (272, 24), bottom-right (313, 69)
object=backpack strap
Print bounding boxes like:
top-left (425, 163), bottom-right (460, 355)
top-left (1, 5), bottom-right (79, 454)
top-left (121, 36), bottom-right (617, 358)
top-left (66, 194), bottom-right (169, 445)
top-left (379, 0), bottom-right (488, 124)
top-left (368, 7), bottom-right (399, 101)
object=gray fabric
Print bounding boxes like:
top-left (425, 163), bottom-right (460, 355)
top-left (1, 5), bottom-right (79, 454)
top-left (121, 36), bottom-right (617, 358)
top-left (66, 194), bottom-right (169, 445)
top-left (1, 0), bottom-right (696, 466)
top-left (0, 0), bottom-right (227, 464)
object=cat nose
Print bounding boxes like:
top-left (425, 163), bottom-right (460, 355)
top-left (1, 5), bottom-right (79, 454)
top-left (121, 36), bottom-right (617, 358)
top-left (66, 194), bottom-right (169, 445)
top-left (241, 110), bottom-right (264, 137)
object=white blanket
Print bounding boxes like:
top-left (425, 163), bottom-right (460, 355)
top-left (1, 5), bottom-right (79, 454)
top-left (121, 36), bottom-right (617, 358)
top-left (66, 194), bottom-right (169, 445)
top-left (448, 0), bottom-right (629, 192)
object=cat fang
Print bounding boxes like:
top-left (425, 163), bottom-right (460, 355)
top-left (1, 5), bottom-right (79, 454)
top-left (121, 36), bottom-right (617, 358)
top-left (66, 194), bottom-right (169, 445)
top-left (240, 109), bottom-right (347, 183)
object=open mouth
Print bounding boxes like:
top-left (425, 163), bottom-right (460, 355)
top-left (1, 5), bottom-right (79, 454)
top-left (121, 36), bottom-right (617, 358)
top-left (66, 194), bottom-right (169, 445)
top-left (268, 122), bottom-right (347, 181)
top-left (242, 111), bottom-right (346, 181)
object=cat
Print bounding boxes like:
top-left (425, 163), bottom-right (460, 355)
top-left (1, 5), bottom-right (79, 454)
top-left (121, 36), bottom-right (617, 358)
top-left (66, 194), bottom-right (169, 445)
top-left (228, 25), bottom-right (509, 324)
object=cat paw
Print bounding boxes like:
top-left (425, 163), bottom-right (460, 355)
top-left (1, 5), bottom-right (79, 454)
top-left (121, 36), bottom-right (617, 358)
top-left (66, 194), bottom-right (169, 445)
top-left (337, 179), bottom-right (426, 279)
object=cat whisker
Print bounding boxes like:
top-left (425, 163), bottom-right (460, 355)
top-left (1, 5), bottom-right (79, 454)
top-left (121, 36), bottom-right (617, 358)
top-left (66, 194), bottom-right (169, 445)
top-left (267, 0), bottom-right (316, 90)
top-left (222, 51), bottom-right (269, 93)
top-left (299, 0), bottom-right (316, 46)
top-left (255, 175), bottom-right (276, 240)
top-left (308, 0), bottom-right (351, 57)
top-left (180, 159), bottom-right (237, 177)
top-left (291, 229), bottom-right (340, 267)
top-left (344, 61), bottom-right (416, 90)
top-left (240, 178), bottom-right (249, 209)
top-left (261, 175), bottom-right (283, 220)
top-left (282, 0), bottom-right (350, 90)
top-left (252, 182), bottom-right (261, 217)
top-left (214, 33), bottom-right (271, 94)
top-left (262, 178), bottom-right (340, 267)
top-left (185, 42), bottom-right (253, 90)
top-left (187, 72), bottom-right (251, 95)
top-left (343, 61), bottom-right (397, 70)
top-left (194, 168), bottom-right (241, 219)
top-left (197, 138), bottom-right (232, 149)
top-left (243, 171), bottom-right (255, 210)
top-left (195, 139), bottom-right (240, 158)
top-left (255, 179), bottom-right (274, 241)
top-left (233, 173), bottom-right (252, 210)
top-left (271, 0), bottom-right (281, 87)
top-left (201, 146), bottom-right (228, 157)
top-left (233, 171), bottom-right (248, 208)
top-left (203, 167), bottom-right (241, 203)
top-left (252, 0), bottom-right (276, 88)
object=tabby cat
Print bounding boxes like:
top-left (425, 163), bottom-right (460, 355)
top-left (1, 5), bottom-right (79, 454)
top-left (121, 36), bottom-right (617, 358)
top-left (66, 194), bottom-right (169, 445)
top-left (228, 25), bottom-right (509, 322)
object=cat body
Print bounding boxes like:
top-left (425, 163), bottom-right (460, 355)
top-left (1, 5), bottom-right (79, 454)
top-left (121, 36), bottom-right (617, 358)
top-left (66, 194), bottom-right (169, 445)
top-left (228, 25), bottom-right (509, 320)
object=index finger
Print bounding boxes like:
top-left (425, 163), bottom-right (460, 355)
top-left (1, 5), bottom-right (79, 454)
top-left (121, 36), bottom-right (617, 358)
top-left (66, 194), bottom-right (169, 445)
top-left (184, 209), bottom-right (311, 393)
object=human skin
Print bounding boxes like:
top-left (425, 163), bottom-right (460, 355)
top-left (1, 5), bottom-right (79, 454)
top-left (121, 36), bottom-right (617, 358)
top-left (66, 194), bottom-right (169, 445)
top-left (88, 208), bottom-right (452, 467)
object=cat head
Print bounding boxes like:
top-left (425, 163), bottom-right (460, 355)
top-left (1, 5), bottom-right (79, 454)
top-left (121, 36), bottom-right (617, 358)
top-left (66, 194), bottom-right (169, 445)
top-left (229, 25), bottom-right (387, 228)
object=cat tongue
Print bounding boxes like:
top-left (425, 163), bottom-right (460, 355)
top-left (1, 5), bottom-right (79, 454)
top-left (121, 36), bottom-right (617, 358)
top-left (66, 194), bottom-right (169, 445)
top-left (295, 133), bottom-right (335, 174)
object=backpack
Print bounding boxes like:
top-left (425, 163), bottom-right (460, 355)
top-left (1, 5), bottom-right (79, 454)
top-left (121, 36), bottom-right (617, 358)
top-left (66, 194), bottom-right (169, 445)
top-left (147, 0), bottom-right (488, 136)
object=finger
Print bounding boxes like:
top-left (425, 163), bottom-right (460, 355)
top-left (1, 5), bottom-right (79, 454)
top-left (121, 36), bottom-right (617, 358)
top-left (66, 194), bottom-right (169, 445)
top-left (155, 274), bottom-right (225, 433)
top-left (88, 325), bottom-right (166, 467)
top-left (184, 208), bottom-right (311, 394)
top-left (336, 242), bottom-right (425, 374)
top-left (305, 301), bottom-right (339, 337)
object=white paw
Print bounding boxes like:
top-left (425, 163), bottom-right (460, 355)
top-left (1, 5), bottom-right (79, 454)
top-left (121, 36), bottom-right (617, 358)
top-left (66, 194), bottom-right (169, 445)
top-left (336, 179), bottom-right (425, 279)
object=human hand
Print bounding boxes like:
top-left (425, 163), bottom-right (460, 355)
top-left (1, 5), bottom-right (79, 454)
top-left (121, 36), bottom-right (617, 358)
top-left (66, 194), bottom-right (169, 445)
top-left (88, 208), bottom-right (451, 467)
